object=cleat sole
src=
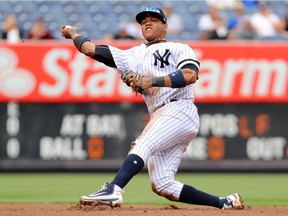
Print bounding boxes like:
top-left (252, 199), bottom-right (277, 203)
top-left (79, 198), bottom-right (121, 208)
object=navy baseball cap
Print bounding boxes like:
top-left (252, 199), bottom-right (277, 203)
top-left (136, 7), bottom-right (167, 24)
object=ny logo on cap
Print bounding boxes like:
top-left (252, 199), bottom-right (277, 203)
top-left (145, 7), bottom-right (161, 13)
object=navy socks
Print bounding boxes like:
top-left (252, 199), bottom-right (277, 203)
top-left (110, 155), bottom-right (223, 208)
top-left (110, 154), bottom-right (144, 188)
top-left (179, 184), bottom-right (221, 208)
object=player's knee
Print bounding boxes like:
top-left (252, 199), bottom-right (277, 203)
top-left (151, 180), bottom-right (178, 201)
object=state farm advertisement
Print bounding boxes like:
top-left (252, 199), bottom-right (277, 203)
top-left (0, 41), bottom-right (287, 103)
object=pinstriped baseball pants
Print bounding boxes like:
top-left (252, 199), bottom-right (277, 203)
top-left (129, 100), bottom-right (199, 200)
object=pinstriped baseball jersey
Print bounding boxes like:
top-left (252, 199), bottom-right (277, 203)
top-left (109, 42), bottom-right (200, 114)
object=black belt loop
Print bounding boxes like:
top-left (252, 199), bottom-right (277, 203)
top-left (158, 99), bottom-right (178, 109)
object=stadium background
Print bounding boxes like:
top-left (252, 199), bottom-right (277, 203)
top-left (1, 0), bottom-right (288, 40)
top-left (0, 0), bottom-right (288, 172)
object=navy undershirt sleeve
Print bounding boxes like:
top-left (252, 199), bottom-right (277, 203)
top-left (93, 45), bottom-right (117, 68)
top-left (181, 63), bottom-right (199, 79)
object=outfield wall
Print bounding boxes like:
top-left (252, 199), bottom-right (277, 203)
top-left (0, 41), bottom-right (287, 172)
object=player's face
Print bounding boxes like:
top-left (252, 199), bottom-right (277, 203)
top-left (140, 16), bottom-right (167, 41)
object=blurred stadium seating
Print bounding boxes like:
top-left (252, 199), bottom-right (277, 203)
top-left (0, 0), bottom-right (287, 40)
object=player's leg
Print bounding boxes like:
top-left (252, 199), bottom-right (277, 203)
top-left (147, 141), bottom-right (218, 207)
top-left (148, 144), bottom-right (244, 209)
top-left (79, 155), bottom-right (144, 206)
top-left (79, 153), bottom-right (144, 206)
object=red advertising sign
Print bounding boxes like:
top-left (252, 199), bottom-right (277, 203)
top-left (0, 41), bottom-right (287, 103)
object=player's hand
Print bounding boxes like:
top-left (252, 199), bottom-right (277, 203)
top-left (120, 70), bottom-right (151, 95)
top-left (129, 75), bottom-right (152, 90)
top-left (61, 25), bottom-right (77, 39)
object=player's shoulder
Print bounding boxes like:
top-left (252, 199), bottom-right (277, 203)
top-left (128, 43), bottom-right (146, 51)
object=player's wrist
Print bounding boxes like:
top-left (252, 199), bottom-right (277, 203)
top-left (73, 35), bottom-right (91, 52)
top-left (69, 30), bottom-right (79, 39)
top-left (168, 69), bottom-right (186, 88)
top-left (151, 76), bottom-right (165, 87)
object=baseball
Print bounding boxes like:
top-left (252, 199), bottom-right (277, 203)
top-left (64, 25), bottom-right (72, 29)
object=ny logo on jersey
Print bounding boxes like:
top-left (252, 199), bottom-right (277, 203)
top-left (153, 49), bottom-right (171, 68)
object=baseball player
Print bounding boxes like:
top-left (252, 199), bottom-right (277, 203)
top-left (61, 7), bottom-right (244, 210)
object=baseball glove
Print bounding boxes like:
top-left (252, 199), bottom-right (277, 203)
top-left (120, 70), bottom-right (149, 95)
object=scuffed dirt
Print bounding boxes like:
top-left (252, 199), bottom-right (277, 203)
top-left (0, 203), bottom-right (287, 216)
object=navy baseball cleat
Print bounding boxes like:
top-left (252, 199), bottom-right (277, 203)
top-left (79, 183), bottom-right (124, 207)
top-left (221, 193), bottom-right (244, 210)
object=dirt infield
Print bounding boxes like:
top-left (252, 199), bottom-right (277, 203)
top-left (0, 203), bottom-right (287, 216)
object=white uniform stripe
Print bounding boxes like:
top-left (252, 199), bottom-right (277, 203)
top-left (178, 60), bottom-right (200, 70)
top-left (177, 58), bottom-right (200, 68)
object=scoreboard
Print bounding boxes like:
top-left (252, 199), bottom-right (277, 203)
top-left (1, 102), bottom-right (287, 165)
